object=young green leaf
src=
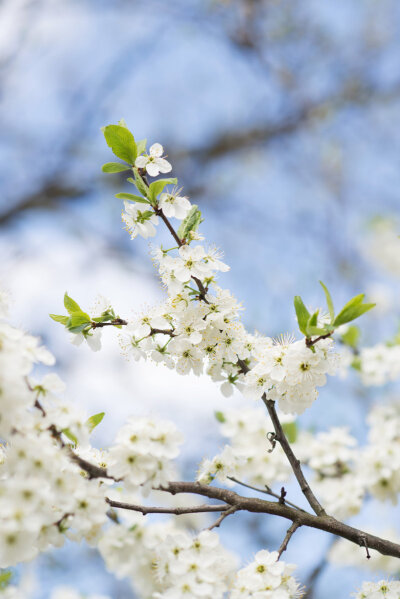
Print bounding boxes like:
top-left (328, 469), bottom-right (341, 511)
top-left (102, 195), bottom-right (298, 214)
top-left (64, 293), bottom-right (82, 315)
top-left (103, 124), bottom-right (137, 165)
top-left (307, 326), bottom-right (329, 336)
top-left (340, 325), bottom-right (360, 348)
top-left (214, 411), bottom-right (226, 423)
top-left (282, 422), bottom-right (298, 443)
top-left (102, 162), bottom-right (130, 173)
top-left (62, 428), bottom-right (78, 446)
top-left (177, 205), bottom-right (202, 240)
top-left (293, 296), bottom-right (311, 336)
top-left (333, 294), bottom-right (375, 327)
top-left (148, 177), bottom-right (178, 202)
top-left (0, 570), bottom-right (12, 589)
top-left (66, 313), bottom-right (91, 333)
top-left (115, 192), bottom-right (150, 204)
top-left (319, 281), bottom-right (335, 322)
top-left (133, 168), bottom-right (149, 198)
top-left (92, 313), bottom-right (114, 323)
top-left (136, 138), bottom-right (147, 156)
top-left (86, 411), bottom-right (105, 433)
top-left (49, 314), bottom-right (69, 325)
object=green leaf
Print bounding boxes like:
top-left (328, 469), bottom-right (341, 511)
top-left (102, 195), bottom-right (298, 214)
top-left (92, 313), bottom-right (114, 323)
top-left (293, 296), bottom-right (311, 336)
top-left (333, 294), bottom-right (375, 327)
top-left (102, 162), bottom-right (130, 173)
top-left (148, 178), bottom-right (178, 202)
top-left (341, 325), bottom-right (360, 348)
top-left (49, 314), bottom-right (69, 325)
top-left (177, 205), bottom-right (202, 240)
top-left (86, 412), bottom-right (105, 433)
top-left (136, 138), bottom-right (147, 156)
top-left (64, 292), bottom-right (82, 315)
top-left (307, 326), bottom-right (329, 336)
top-left (307, 310), bottom-right (319, 329)
top-left (66, 313), bottom-right (91, 333)
top-left (0, 570), bottom-right (12, 589)
top-left (319, 281), bottom-right (335, 322)
top-left (133, 168), bottom-right (149, 198)
top-left (115, 192), bottom-right (150, 204)
top-left (62, 428), bottom-right (78, 446)
top-left (215, 411), bottom-right (226, 423)
top-left (103, 124), bottom-right (137, 165)
top-left (282, 422), bottom-right (298, 443)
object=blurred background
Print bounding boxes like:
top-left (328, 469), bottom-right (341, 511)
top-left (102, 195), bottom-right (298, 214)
top-left (1, 0), bottom-right (400, 597)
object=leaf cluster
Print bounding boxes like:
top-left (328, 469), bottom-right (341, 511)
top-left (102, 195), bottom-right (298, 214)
top-left (294, 282), bottom-right (375, 340)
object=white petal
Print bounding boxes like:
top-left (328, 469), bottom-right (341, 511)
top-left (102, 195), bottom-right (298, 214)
top-left (156, 158), bottom-right (172, 173)
top-left (150, 143), bottom-right (163, 157)
top-left (146, 162), bottom-right (160, 177)
top-left (135, 155), bottom-right (148, 168)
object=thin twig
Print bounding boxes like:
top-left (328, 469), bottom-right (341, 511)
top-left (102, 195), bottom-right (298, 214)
top-left (277, 521), bottom-right (301, 559)
top-left (91, 318), bottom-right (127, 328)
top-left (106, 498), bottom-right (230, 516)
top-left (208, 505), bottom-right (238, 530)
top-left (305, 333), bottom-right (333, 348)
top-left (228, 477), bottom-right (306, 513)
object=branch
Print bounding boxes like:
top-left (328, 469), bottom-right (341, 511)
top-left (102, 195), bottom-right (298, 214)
top-left (262, 396), bottom-right (326, 517)
top-left (91, 318), bottom-right (128, 328)
top-left (106, 497), bottom-right (230, 516)
top-left (68, 451), bottom-right (116, 481)
top-left (235, 359), bottom-right (326, 517)
top-left (65, 446), bottom-right (400, 560)
top-left (160, 481), bottom-right (400, 559)
top-left (228, 476), bottom-right (306, 513)
top-left (305, 332), bottom-right (333, 348)
top-left (277, 521), bottom-right (301, 559)
top-left (208, 505), bottom-right (238, 530)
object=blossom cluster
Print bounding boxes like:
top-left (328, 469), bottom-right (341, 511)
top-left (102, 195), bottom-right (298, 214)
top-left (230, 550), bottom-right (303, 599)
top-left (154, 530), bottom-right (237, 599)
top-left (118, 230), bottom-right (339, 416)
top-left (0, 296), bottom-right (110, 567)
top-left (353, 580), bottom-right (400, 598)
top-left (107, 416), bottom-right (183, 493)
top-left (102, 131), bottom-right (345, 416)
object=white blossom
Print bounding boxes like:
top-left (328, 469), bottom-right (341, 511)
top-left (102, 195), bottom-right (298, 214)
top-left (135, 143), bottom-right (172, 177)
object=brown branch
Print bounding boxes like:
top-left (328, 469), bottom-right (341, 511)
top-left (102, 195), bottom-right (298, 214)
top-left (305, 332), bottom-right (333, 348)
top-left (159, 481), bottom-right (400, 559)
top-left (68, 452), bottom-right (116, 481)
top-left (156, 207), bottom-right (184, 247)
top-left (262, 396), bottom-right (326, 517)
top-left (235, 358), bottom-right (326, 517)
top-left (91, 318), bottom-right (128, 328)
top-left (228, 476), bottom-right (306, 513)
top-left (150, 328), bottom-right (176, 337)
top-left (277, 521), bottom-right (301, 559)
top-left (65, 447), bottom-right (400, 559)
top-left (105, 497), bottom-right (230, 515)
